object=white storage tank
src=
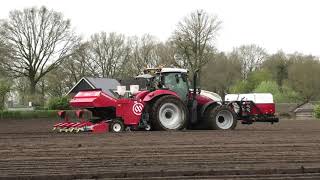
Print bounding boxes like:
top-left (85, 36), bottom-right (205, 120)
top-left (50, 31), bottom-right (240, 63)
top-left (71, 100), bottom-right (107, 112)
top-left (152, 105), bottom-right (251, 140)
top-left (225, 93), bottom-right (274, 104)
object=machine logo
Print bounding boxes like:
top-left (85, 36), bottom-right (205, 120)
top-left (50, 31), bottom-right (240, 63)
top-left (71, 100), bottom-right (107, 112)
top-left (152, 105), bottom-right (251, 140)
top-left (132, 102), bottom-right (144, 116)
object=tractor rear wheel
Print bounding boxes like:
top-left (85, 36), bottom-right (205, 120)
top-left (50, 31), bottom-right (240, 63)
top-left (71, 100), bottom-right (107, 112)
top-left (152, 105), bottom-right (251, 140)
top-left (110, 119), bottom-right (125, 133)
top-left (151, 95), bottom-right (188, 131)
top-left (206, 105), bottom-right (237, 130)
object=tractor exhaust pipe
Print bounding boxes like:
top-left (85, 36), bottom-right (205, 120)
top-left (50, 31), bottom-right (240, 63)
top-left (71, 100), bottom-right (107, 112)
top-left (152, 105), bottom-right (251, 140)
top-left (190, 69), bottom-right (200, 124)
top-left (193, 69), bottom-right (199, 100)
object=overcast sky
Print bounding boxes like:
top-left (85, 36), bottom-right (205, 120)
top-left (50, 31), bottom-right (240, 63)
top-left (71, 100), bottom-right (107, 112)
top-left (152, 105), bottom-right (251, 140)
top-left (1, 0), bottom-right (319, 56)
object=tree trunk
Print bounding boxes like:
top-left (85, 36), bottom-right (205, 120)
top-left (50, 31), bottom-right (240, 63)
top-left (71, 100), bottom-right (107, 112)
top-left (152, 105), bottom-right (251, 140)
top-left (29, 78), bottom-right (37, 95)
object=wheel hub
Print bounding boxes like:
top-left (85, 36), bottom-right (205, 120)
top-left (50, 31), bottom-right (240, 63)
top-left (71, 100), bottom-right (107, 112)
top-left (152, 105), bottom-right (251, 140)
top-left (218, 116), bottom-right (225, 123)
top-left (113, 123), bottom-right (121, 132)
top-left (165, 111), bottom-right (172, 119)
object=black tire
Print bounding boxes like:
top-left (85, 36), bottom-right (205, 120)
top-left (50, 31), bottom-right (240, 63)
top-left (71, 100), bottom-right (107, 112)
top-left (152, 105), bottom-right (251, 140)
top-left (205, 105), bottom-right (237, 130)
top-left (109, 119), bottom-right (125, 133)
top-left (151, 95), bottom-right (188, 131)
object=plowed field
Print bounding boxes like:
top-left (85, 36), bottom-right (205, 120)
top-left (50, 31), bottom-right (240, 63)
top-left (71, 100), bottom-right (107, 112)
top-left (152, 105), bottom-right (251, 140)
top-left (1, 119), bottom-right (320, 179)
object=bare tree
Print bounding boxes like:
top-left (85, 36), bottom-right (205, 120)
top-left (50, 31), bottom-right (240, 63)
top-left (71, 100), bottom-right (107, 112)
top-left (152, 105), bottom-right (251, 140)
top-left (43, 67), bottom-right (70, 98)
top-left (201, 52), bottom-right (242, 96)
top-left (42, 42), bottom-right (93, 98)
top-left (231, 44), bottom-right (267, 80)
top-left (127, 34), bottom-right (161, 75)
top-left (87, 32), bottom-right (130, 78)
top-left (172, 9), bottom-right (221, 74)
top-left (0, 6), bottom-right (78, 94)
top-left (63, 42), bottom-right (92, 84)
top-left (0, 39), bottom-right (11, 109)
top-left (0, 37), bottom-right (9, 75)
top-left (154, 41), bottom-right (177, 67)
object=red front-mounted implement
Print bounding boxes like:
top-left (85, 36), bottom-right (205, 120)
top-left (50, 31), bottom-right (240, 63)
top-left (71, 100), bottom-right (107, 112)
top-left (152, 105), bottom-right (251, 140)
top-left (53, 67), bottom-right (279, 133)
top-left (53, 89), bottom-right (146, 133)
top-left (53, 109), bottom-right (109, 133)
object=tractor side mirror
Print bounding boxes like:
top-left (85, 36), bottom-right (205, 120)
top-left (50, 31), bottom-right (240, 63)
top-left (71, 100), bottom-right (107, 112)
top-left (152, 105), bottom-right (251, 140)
top-left (197, 88), bottom-right (201, 94)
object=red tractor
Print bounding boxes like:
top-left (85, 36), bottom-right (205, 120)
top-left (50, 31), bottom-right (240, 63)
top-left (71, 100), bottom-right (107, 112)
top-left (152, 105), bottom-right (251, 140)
top-left (53, 68), bottom-right (278, 133)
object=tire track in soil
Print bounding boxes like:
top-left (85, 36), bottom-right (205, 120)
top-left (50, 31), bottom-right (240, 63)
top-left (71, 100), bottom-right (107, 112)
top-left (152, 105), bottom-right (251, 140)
top-left (0, 119), bottom-right (320, 179)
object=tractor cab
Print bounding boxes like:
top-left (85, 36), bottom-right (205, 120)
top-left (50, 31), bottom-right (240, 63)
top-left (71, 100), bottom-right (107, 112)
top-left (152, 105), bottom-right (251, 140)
top-left (143, 68), bottom-right (196, 102)
top-left (142, 68), bottom-right (206, 126)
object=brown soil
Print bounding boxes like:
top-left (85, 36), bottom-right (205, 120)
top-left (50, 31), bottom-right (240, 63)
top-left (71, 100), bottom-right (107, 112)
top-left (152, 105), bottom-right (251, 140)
top-left (0, 119), bottom-right (320, 179)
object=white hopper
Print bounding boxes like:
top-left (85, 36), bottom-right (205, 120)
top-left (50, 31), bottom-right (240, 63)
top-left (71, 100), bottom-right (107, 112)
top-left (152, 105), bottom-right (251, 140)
top-left (225, 93), bottom-right (274, 104)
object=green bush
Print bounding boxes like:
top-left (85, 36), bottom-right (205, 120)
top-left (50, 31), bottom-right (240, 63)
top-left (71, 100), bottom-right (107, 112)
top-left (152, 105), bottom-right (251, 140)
top-left (230, 70), bottom-right (272, 94)
top-left (314, 105), bottom-right (320, 119)
top-left (254, 81), bottom-right (280, 94)
top-left (253, 81), bottom-right (299, 103)
top-left (47, 96), bottom-right (70, 110)
top-left (278, 85), bottom-right (300, 103)
top-left (230, 81), bottom-right (251, 93)
top-left (246, 70), bottom-right (272, 90)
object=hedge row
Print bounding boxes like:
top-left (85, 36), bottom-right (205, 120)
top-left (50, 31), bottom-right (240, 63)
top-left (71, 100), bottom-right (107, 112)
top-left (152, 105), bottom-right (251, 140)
top-left (0, 110), bottom-right (92, 120)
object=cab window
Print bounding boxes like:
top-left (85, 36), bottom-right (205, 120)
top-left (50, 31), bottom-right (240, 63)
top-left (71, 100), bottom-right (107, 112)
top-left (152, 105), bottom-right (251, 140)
top-left (163, 73), bottom-right (189, 101)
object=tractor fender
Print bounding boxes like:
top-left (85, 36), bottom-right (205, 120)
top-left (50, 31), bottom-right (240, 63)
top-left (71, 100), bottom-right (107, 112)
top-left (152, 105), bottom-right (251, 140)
top-left (143, 89), bottom-right (178, 102)
top-left (200, 101), bottom-right (222, 118)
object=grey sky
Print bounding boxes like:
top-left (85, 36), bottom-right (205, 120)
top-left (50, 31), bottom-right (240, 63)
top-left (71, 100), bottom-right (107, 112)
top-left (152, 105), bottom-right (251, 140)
top-left (1, 0), bottom-right (319, 56)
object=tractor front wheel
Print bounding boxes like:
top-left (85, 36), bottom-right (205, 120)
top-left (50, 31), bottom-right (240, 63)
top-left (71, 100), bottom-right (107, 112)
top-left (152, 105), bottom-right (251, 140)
top-left (151, 95), bottom-right (188, 131)
top-left (206, 105), bottom-right (237, 130)
top-left (110, 119), bottom-right (125, 133)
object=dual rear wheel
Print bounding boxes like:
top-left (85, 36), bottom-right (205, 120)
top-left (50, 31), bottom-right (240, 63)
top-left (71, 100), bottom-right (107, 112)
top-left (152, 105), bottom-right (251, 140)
top-left (151, 95), bottom-right (237, 131)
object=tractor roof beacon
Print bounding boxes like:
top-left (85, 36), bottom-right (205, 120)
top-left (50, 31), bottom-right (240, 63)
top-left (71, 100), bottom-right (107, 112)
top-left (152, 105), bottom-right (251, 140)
top-left (54, 67), bottom-right (279, 133)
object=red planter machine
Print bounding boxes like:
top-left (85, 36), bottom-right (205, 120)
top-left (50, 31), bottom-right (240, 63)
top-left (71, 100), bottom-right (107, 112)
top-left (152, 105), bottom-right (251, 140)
top-left (53, 68), bottom-right (279, 133)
